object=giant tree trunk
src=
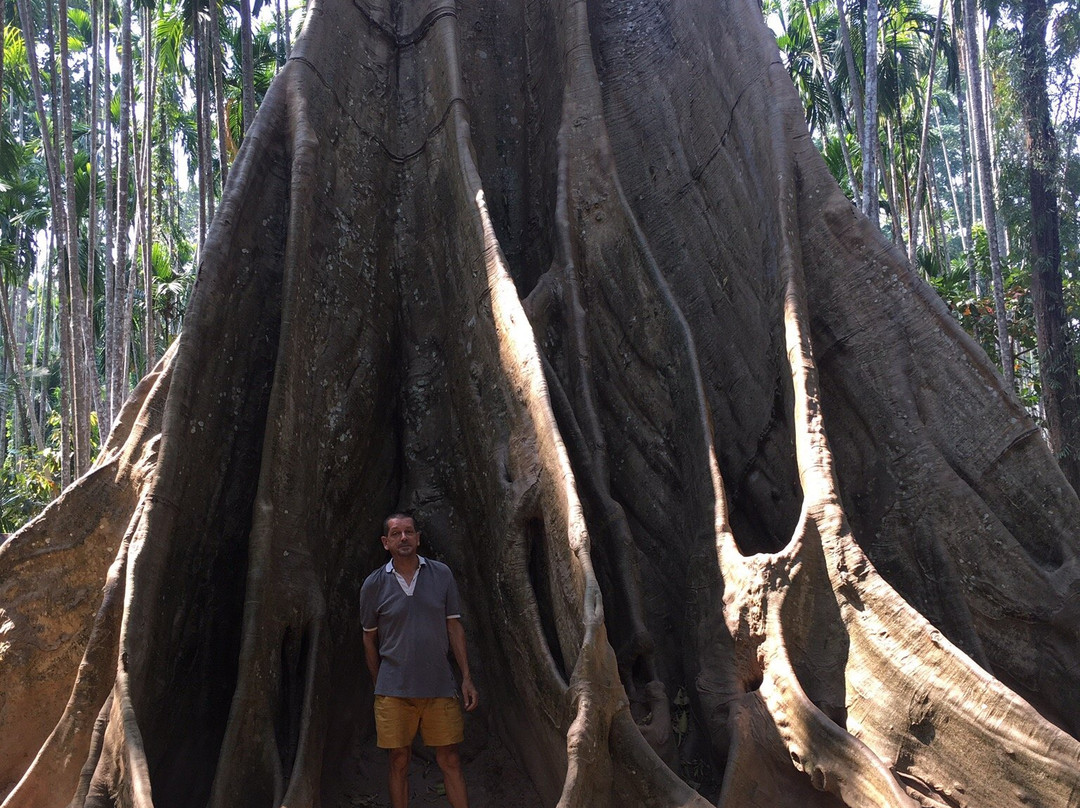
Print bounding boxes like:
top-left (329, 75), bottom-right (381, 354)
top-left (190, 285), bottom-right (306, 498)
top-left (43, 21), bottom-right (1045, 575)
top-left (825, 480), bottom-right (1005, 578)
top-left (2, 1), bottom-right (1080, 807)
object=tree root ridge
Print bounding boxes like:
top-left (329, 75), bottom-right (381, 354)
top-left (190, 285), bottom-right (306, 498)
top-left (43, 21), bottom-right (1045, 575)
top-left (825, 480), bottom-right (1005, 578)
top-left (2, 0), bottom-right (1080, 805)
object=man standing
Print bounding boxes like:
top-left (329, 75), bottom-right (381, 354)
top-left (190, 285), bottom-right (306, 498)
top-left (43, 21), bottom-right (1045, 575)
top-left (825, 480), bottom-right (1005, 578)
top-left (360, 513), bottom-right (479, 808)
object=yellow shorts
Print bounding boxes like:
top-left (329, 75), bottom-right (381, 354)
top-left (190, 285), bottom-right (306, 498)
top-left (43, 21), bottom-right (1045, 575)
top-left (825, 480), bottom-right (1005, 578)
top-left (374, 695), bottom-right (464, 748)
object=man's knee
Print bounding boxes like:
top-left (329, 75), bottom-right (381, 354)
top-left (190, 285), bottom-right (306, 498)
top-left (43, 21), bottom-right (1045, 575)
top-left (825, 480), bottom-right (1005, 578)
top-left (388, 746), bottom-right (411, 773)
top-left (435, 744), bottom-right (461, 773)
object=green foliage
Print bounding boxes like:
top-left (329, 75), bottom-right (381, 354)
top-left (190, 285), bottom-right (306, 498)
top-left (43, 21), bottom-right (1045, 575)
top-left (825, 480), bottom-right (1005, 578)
top-left (0, 445), bottom-right (60, 532)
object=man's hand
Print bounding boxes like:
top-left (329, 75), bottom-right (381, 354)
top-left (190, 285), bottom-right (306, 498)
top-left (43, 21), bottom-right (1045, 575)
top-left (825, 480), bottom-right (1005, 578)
top-left (447, 618), bottom-right (478, 711)
top-left (461, 676), bottom-right (479, 711)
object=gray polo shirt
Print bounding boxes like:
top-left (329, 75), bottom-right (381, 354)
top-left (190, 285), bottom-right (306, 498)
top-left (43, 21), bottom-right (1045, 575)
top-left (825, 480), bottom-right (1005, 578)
top-left (359, 556), bottom-right (462, 698)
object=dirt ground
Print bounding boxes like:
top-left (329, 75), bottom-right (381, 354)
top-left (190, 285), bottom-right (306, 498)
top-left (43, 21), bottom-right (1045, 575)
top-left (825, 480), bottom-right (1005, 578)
top-left (328, 713), bottom-right (545, 808)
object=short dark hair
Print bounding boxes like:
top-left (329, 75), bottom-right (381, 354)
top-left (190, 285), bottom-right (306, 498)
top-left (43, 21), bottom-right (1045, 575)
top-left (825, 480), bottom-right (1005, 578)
top-left (383, 512), bottom-right (417, 535)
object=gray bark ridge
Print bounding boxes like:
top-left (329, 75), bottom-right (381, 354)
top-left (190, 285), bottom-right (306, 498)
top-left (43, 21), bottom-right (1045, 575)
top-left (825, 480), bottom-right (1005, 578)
top-left (1, 0), bottom-right (1079, 806)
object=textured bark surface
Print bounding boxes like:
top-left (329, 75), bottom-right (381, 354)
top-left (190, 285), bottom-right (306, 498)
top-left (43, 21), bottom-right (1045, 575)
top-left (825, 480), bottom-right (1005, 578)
top-left (2, 0), bottom-right (1080, 806)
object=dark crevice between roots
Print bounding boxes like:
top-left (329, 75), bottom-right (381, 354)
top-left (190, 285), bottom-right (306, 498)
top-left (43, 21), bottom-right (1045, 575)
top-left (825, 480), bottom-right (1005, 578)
top-left (525, 516), bottom-right (569, 683)
top-left (275, 624), bottom-right (312, 785)
top-left (728, 367), bottom-right (802, 557)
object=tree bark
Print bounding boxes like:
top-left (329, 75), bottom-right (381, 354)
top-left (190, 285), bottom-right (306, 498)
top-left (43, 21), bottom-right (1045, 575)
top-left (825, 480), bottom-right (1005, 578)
top-left (1018, 0), bottom-right (1080, 490)
top-left (1, 2), bottom-right (1079, 808)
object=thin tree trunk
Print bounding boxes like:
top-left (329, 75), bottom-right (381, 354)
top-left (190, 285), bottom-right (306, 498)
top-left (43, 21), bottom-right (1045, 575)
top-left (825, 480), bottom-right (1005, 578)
top-left (210, 0), bottom-right (230, 190)
top-left (881, 126), bottom-right (903, 250)
top-left (1019, 0), bottom-right (1080, 489)
top-left (102, 0), bottom-right (115, 429)
top-left (194, 13), bottom-right (207, 248)
top-left (949, 16), bottom-right (978, 291)
top-left (88, 0), bottom-right (100, 333)
top-left (15, 0), bottom-right (75, 478)
top-left (907, 0), bottom-right (946, 266)
top-left (934, 107), bottom-right (969, 257)
top-left (124, 60), bottom-right (142, 392)
top-left (143, 4), bottom-right (156, 371)
top-left (29, 240), bottom-right (42, 410)
top-left (961, 0), bottom-right (1013, 387)
top-left (801, 0), bottom-right (856, 193)
top-left (836, 0), bottom-right (863, 135)
top-left (40, 247), bottom-right (54, 450)
top-left (979, 18), bottom-right (1009, 261)
top-left (928, 150), bottom-right (950, 268)
top-left (0, 0), bottom-right (5, 122)
top-left (203, 18), bottom-right (215, 226)
top-left (284, 0), bottom-right (292, 57)
top-left (59, 0), bottom-right (96, 474)
top-left (240, 0), bottom-right (255, 134)
top-left (112, 0), bottom-right (133, 420)
top-left (861, 0), bottom-right (880, 221)
top-left (0, 275), bottom-right (44, 451)
top-left (274, 0), bottom-right (284, 68)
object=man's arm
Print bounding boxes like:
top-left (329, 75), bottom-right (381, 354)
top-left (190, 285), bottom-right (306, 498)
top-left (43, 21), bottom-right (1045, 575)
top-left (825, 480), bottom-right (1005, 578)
top-left (362, 628), bottom-right (380, 687)
top-left (447, 618), bottom-right (478, 711)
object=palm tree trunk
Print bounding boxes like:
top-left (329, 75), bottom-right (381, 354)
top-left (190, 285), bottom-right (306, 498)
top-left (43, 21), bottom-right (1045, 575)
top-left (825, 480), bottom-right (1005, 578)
top-left (907, 0), bottom-right (946, 266)
top-left (210, 0), bottom-right (230, 189)
top-left (15, 0), bottom-right (75, 478)
top-left (40, 245), bottom-right (55, 460)
top-left (801, 0), bottom-right (856, 192)
top-left (124, 58), bottom-right (142, 390)
top-left (978, 19), bottom-right (1009, 261)
top-left (142, 4), bottom-right (157, 370)
top-left (88, 0), bottom-right (100, 331)
top-left (933, 107), bottom-right (969, 258)
top-left (835, 0), bottom-right (863, 135)
top-left (0, 275), bottom-right (44, 451)
top-left (240, 0), bottom-right (255, 134)
top-left (1018, 0), bottom-right (1080, 489)
top-left (194, 13), bottom-right (207, 247)
top-left (201, 18), bottom-right (215, 225)
top-left (59, 0), bottom-right (97, 473)
top-left (274, 0), bottom-right (284, 68)
top-left (961, 0), bottom-right (1013, 387)
top-left (112, 0), bottom-right (134, 419)
top-left (0, 1), bottom-right (5, 122)
top-left (861, 0), bottom-right (880, 222)
top-left (102, 0), bottom-right (115, 430)
top-left (881, 127), bottom-right (903, 248)
top-left (284, 0), bottom-right (292, 57)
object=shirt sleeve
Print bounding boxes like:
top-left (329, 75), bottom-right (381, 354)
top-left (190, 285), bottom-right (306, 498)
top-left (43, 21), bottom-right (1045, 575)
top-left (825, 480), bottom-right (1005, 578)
top-left (445, 570), bottom-right (462, 619)
top-left (359, 575), bottom-right (379, 631)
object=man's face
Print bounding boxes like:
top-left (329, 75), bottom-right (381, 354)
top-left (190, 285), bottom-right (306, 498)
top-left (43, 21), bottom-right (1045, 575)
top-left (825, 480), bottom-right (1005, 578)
top-left (382, 517), bottom-right (420, 559)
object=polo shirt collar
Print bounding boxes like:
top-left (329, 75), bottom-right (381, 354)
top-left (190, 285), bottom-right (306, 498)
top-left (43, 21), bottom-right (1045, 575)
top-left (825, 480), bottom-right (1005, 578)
top-left (385, 556), bottom-right (427, 573)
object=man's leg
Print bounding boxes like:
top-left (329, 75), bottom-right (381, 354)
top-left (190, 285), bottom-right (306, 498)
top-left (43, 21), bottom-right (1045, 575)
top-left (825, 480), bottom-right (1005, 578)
top-left (375, 696), bottom-right (419, 808)
top-left (434, 744), bottom-right (469, 808)
top-left (387, 746), bottom-right (411, 808)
